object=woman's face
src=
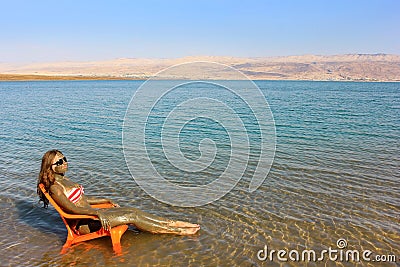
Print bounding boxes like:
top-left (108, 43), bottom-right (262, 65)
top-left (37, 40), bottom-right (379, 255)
top-left (51, 153), bottom-right (68, 174)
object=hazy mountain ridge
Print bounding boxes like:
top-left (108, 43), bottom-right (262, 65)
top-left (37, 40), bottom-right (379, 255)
top-left (1, 54), bottom-right (399, 81)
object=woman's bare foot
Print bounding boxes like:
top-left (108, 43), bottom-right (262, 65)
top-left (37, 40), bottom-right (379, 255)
top-left (165, 220), bottom-right (200, 235)
top-left (169, 220), bottom-right (200, 228)
top-left (178, 225), bottom-right (200, 235)
top-left (153, 224), bottom-right (200, 235)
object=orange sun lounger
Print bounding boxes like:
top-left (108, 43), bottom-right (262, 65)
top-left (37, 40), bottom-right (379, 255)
top-left (39, 183), bottom-right (128, 254)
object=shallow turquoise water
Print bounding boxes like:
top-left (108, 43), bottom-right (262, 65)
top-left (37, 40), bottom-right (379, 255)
top-left (0, 80), bottom-right (398, 266)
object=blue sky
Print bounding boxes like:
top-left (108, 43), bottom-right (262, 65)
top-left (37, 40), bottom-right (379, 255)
top-left (1, 0), bottom-right (399, 62)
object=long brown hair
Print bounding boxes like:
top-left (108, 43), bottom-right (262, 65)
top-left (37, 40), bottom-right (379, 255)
top-left (37, 149), bottom-right (62, 208)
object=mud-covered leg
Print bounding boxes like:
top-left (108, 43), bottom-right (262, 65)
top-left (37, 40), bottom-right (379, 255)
top-left (102, 207), bottom-right (200, 235)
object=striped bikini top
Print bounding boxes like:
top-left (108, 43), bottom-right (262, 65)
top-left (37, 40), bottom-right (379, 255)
top-left (66, 185), bottom-right (84, 204)
top-left (56, 181), bottom-right (84, 204)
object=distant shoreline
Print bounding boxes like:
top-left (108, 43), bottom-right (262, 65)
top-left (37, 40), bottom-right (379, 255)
top-left (0, 54), bottom-right (400, 82)
top-left (1, 54), bottom-right (399, 82)
top-left (0, 74), bottom-right (145, 81)
top-left (0, 73), bottom-right (398, 82)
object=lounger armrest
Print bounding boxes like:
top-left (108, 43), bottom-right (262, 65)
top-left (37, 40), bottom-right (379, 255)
top-left (91, 202), bottom-right (117, 209)
top-left (62, 214), bottom-right (99, 220)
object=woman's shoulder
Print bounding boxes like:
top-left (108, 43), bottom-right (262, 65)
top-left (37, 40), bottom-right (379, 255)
top-left (49, 182), bottom-right (64, 194)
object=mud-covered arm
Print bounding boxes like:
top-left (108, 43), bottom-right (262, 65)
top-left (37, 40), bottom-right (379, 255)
top-left (83, 195), bottom-right (119, 206)
top-left (50, 184), bottom-right (112, 230)
top-left (49, 184), bottom-right (99, 216)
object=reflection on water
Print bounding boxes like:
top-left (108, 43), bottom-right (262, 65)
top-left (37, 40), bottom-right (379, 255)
top-left (0, 81), bottom-right (399, 266)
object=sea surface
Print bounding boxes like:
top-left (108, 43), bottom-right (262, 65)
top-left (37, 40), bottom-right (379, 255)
top-left (0, 80), bottom-right (398, 266)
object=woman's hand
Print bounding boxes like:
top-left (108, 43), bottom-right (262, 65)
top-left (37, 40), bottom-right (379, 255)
top-left (97, 210), bottom-right (111, 231)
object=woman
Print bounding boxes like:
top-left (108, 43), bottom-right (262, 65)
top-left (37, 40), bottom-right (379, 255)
top-left (37, 149), bottom-right (200, 235)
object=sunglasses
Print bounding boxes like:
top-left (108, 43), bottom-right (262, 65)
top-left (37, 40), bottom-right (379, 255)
top-left (52, 157), bottom-right (67, 166)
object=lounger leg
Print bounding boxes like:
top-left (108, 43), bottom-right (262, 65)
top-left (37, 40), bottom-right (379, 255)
top-left (60, 240), bottom-right (73, 254)
top-left (110, 225), bottom-right (128, 255)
